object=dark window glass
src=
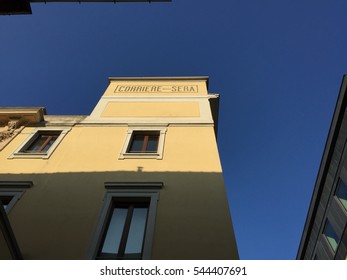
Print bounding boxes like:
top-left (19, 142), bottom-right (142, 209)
top-left (23, 131), bottom-right (60, 153)
top-left (336, 179), bottom-right (347, 210)
top-left (323, 220), bottom-right (340, 252)
top-left (128, 132), bottom-right (159, 153)
top-left (0, 196), bottom-right (13, 210)
top-left (146, 135), bottom-right (159, 152)
top-left (129, 135), bottom-right (145, 152)
top-left (98, 200), bottom-right (149, 260)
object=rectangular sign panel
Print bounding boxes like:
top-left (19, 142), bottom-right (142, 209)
top-left (114, 85), bottom-right (198, 94)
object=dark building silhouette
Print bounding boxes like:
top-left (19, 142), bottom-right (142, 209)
top-left (298, 75), bottom-right (347, 260)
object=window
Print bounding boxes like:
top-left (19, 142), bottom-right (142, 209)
top-left (98, 199), bottom-right (149, 259)
top-left (89, 189), bottom-right (160, 260)
top-left (0, 194), bottom-right (24, 259)
top-left (9, 128), bottom-right (70, 159)
top-left (0, 181), bottom-right (31, 259)
top-left (0, 195), bottom-right (14, 211)
top-left (336, 179), bottom-right (347, 211)
top-left (323, 219), bottom-right (340, 252)
top-left (21, 131), bottom-right (60, 153)
top-left (0, 181), bottom-right (32, 214)
top-left (128, 131), bottom-right (159, 153)
top-left (119, 127), bottom-right (167, 159)
top-left (0, 193), bottom-right (23, 214)
top-left (1, 193), bottom-right (23, 213)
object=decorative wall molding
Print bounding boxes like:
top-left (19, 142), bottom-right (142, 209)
top-left (0, 120), bottom-right (20, 142)
top-left (0, 120), bottom-right (23, 151)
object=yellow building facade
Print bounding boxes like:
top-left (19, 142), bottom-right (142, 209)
top-left (0, 77), bottom-right (238, 260)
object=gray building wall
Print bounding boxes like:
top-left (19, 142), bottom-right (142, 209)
top-left (298, 75), bottom-right (347, 260)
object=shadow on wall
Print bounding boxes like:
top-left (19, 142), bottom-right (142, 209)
top-left (0, 170), bottom-right (238, 260)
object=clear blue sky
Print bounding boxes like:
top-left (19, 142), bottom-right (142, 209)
top-left (1, 0), bottom-right (347, 259)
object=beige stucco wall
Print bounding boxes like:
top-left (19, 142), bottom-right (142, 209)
top-left (0, 171), bottom-right (237, 260)
top-left (0, 77), bottom-right (238, 260)
top-left (101, 102), bottom-right (200, 118)
top-left (0, 124), bottom-right (237, 259)
top-left (1, 126), bottom-right (223, 174)
top-left (87, 78), bottom-right (214, 125)
top-left (104, 78), bottom-right (208, 97)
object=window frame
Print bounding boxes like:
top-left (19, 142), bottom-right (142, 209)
top-left (127, 131), bottom-right (160, 154)
top-left (322, 219), bottom-right (340, 253)
top-left (0, 200), bottom-right (23, 259)
top-left (0, 191), bottom-right (24, 214)
top-left (0, 181), bottom-right (32, 214)
top-left (335, 178), bottom-right (347, 212)
top-left (97, 198), bottom-right (150, 260)
top-left (88, 188), bottom-right (160, 260)
top-left (119, 127), bottom-right (167, 160)
top-left (9, 128), bottom-right (70, 159)
top-left (0, 181), bottom-right (31, 259)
